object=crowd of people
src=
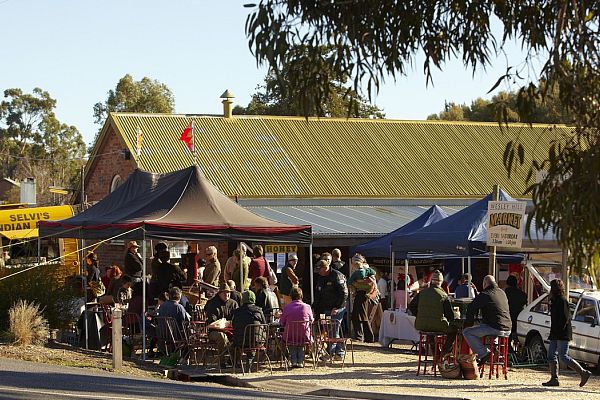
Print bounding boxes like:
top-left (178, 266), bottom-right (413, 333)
top-left (77, 241), bottom-right (593, 387)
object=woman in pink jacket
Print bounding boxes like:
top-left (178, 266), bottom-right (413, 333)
top-left (279, 287), bottom-right (314, 368)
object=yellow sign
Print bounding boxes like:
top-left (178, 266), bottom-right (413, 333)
top-left (264, 244), bottom-right (297, 254)
top-left (0, 205), bottom-right (74, 239)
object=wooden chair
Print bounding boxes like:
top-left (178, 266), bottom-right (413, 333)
top-left (155, 316), bottom-right (186, 359)
top-left (283, 320), bottom-right (317, 370)
top-left (99, 304), bottom-right (113, 352)
top-left (123, 312), bottom-right (142, 357)
top-left (317, 319), bottom-right (354, 368)
top-left (232, 323), bottom-right (272, 375)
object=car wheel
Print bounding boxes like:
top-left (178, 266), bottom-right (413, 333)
top-left (527, 334), bottom-right (547, 363)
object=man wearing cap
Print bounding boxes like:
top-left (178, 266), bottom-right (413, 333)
top-left (203, 246), bottom-right (221, 286)
top-left (205, 282), bottom-right (239, 360)
top-left (408, 270), bottom-right (457, 357)
top-left (278, 254), bottom-right (300, 307)
top-left (124, 241), bottom-right (143, 282)
top-left (313, 259), bottom-right (348, 361)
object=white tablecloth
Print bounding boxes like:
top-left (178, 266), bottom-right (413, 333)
top-left (378, 309), bottom-right (420, 347)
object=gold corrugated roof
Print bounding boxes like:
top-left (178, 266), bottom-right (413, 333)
top-left (103, 113), bottom-right (570, 199)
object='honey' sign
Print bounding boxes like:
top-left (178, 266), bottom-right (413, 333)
top-left (264, 244), bottom-right (297, 254)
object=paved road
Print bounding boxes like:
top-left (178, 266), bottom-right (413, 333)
top-left (0, 358), bottom-right (339, 400)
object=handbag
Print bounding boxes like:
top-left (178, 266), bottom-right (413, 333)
top-left (438, 360), bottom-right (462, 379)
top-left (266, 261), bottom-right (278, 285)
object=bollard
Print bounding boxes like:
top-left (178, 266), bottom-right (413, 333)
top-left (112, 308), bottom-right (123, 369)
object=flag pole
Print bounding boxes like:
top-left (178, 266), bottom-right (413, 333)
top-left (192, 121), bottom-right (197, 166)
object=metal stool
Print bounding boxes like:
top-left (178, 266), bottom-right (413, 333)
top-left (478, 333), bottom-right (510, 379)
top-left (417, 331), bottom-right (445, 376)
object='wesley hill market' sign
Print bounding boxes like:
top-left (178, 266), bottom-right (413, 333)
top-left (486, 201), bottom-right (527, 248)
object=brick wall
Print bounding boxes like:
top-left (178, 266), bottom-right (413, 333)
top-left (85, 126), bottom-right (135, 203)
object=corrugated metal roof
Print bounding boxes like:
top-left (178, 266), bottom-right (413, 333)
top-left (106, 113), bottom-right (570, 199)
top-left (244, 204), bottom-right (464, 236)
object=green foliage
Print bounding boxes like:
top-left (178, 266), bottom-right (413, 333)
top-left (235, 47), bottom-right (384, 118)
top-left (0, 265), bottom-right (80, 332)
top-left (428, 86), bottom-right (572, 124)
top-left (246, 1), bottom-right (600, 273)
top-left (0, 88), bottom-right (86, 205)
top-left (93, 74), bottom-right (175, 124)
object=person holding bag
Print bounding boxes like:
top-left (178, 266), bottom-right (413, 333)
top-left (542, 279), bottom-right (592, 387)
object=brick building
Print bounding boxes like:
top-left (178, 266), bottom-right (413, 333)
top-left (84, 98), bottom-right (572, 272)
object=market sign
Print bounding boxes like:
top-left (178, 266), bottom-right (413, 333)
top-left (264, 244), bottom-right (297, 254)
top-left (486, 201), bottom-right (527, 248)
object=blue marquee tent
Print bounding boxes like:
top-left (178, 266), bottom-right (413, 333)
top-left (391, 190), bottom-right (516, 256)
top-left (352, 205), bottom-right (449, 258)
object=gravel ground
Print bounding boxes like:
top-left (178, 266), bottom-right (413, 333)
top-left (0, 341), bottom-right (598, 400)
top-left (239, 342), bottom-right (600, 400)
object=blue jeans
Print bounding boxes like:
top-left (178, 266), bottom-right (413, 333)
top-left (463, 323), bottom-right (510, 359)
top-left (547, 340), bottom-right (574, 365)
top-left (289, 345), bottom-right (304, 365)
top-left (324, 308), bottom-right (346, 356)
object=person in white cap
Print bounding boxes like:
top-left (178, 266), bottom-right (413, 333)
top-left (278, 253), bottom-right (300, 306)
top-left (408, 269), bottom-right (457, 357)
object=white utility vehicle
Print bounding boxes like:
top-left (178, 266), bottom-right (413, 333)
top-left (516, 261), bottom-right (600, 367)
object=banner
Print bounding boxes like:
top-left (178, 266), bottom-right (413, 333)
top-left (486, 201), bottom-right (527, 248)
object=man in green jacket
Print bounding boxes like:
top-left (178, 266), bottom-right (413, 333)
top-left (408, 270), bottom-right (456, 356)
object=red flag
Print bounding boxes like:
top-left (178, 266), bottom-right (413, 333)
top-left (180, 121), bottom-right (194, 152)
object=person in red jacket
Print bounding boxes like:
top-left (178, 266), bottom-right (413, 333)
top-left (248, 245), bottom-right (270, 282)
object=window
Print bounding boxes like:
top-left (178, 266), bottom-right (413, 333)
top-left (531, 296), bottom-right (550, 314)
top-left (574, 298), bottom-right (598, 323)
top-left (110, 175), bottom-right (122, 193)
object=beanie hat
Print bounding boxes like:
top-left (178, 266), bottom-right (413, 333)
top-left (431, 270), bottom-right (444, 286)
top-left (242, 290), bottom-right (256, 304)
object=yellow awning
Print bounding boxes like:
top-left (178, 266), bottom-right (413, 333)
top-left (0, 205), bottom-right (74, 240)
top-left (0, 229), bottom-right (38, 240)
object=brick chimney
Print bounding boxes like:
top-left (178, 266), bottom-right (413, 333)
top-left (220, 89), bottom-right (235, 118)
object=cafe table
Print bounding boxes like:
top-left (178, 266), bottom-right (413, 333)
top-left (378, 309), bottom-right (420, 347)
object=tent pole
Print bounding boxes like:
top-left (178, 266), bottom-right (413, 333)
top-left (391, 250), bottom-right (395, 310)
top-left (467, 256), bottom-right (473, 298)
top-left (309, 243), bottom-right (314, 305)
top-left (37, 237), bottom-right (41, 266)
top-left (404, 258), bottom-right (409, 309)
top-left (488, 184), bottom-right (499, 279)
top-left (82, 236), bottom-right (88, 350)
top-left (239, 242), bottom-right (243, 291)
top-left (461, 257), bottom-right (465, 275)
top-left (142, 232), bottom-right (147, 361)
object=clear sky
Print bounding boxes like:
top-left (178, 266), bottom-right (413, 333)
top-left (0, 0), bottom-right (529, 147)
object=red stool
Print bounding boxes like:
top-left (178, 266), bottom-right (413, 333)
top-left (417, 332), bottom-right (445, 376)
top-left (478, 334), bottom-right (510, 379)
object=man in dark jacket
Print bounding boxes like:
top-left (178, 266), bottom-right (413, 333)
top-left (123, 241), bottom-right (143, 282)
top-left (253, 276), bottom-right (279, 321)
top-left (463, 275), bottom-right (512, 363)
top-left (313, 259), bottom-right (348, 360)
top-left (155, 250), bottom-right (187, 294)
top-left (408, 270), bottom-right (456, 355)
top-left (504, 275), bottom-right (527, 344)
top-left (232, 290), bottom-right (266, 347)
